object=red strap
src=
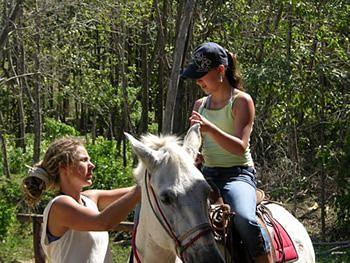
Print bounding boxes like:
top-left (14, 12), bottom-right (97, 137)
top-left (131, 220), bottom-right (142, 263)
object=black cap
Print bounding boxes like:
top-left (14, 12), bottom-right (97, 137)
top-left (181, 42), bottom-right (228, 79)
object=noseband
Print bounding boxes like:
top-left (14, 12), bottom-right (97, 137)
top-left (133, 170), bottom-right (212, 262)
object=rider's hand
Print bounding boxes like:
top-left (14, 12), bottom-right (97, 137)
top-left (189, 111), bottom-right (214, 134)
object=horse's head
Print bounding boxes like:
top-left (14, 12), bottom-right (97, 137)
top-left (125, 124), bottom-right (224, 263)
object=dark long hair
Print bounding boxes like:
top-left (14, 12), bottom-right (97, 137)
top-left (225, 51), bottom-right (244, 91)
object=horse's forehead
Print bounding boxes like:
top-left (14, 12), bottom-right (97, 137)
top-left (155, 152), bottom-right (187, 177)
top-left (154, 156), bottom-right (205, 188)
top-left (154, 143), bottom-right (189, 168)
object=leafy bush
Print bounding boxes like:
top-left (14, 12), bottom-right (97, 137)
top-left (43, 117), bottom-right (80, 140)
top-left (0, 220), bottom-right (33, 262)
top-left (7, 146), bottom-right (31, 175)
top-left (0, 199), bottom-right (15, 241)
top-left (0, 180), bottom-right (22, 241)
top-left (334, 133), bottom-right (350, 236)
top-left (0, 134), bottom-right (32, 175)
top-left (86, 137), bottom-right (135, 190)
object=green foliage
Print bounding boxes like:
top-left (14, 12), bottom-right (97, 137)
top-left (0, 179), bottom-right (22, 242)
top-left (334, 132), bottom-right (350, 235)
top-left (0, 198), bottom-right (15, 241)
top-left (7, 143), bottom-right (31, 175)
top-left (315, 245), bottom-right (350, 262)
top-left (43, 117), bottom-right (80, 140)
top-left (0, 220), bottom-right (33, 262)
top-left (110, 239), bottom-right (132, 262)
top-left (0, 133), bottom-right (33, 176)
top-left (86, 137), bottom-right (135, 190)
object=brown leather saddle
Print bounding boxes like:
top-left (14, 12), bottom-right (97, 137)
top-left (209, 188), bottom-right (297, 263)
top-left (209, 188), bottom-right (271, 263)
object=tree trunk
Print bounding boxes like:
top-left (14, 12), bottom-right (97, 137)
top-left (173, 80), bottom-right (186, 134)
top-left (272, 3), bottom-right (283, 33)
top-left (0, 112), bottom-right (10, 178)
top-left (318, 65), bottom-right (327, 242)
top-left (62, 97), bottom-right (69, 122)
top-left (0, 0), bottom-right (23, 61)
top-left (162, 0), bottom-right (196, 134)
top-left (118, 16), bottom-right (133, 166)
top-left (15, 1), bottom-right (26, 150)
top-left (17, 79), bottom-right (26, 150)
top-left (256, 5), bottom-right (272, 64)
top-left (9, 33), bottom-right (26, 151)
top-left (157, 59), bottom-right (165, 133)
top-left (32, 1), bottom-right (42, 163)
top-left (106, 113), bottom-right (114, 140)
top-left (79, 103), bottom-right (87, 134)
top-left (75, 100), bottom-right (79, 131)
top-left (92, 112), bottom-right (97, 144)
top-left (139, 19), bottom-right (149, 134)
top-left (119, 25), bottom-right (133, 134)
top-left (110, 5), bottom-right (124, 154)
top-left (173, 7), bottom-right (194, 135)
top-left (285, 3), bottom-right (301, 215)
top-left (154, 0), bottom-right (169, 133)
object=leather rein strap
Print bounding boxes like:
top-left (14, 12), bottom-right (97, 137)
top-left (209, 203), bottom-right (233, 263)
top-left (141, 170), bottom-right (212, 262)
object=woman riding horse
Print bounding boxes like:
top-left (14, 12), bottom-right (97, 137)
top-left (182, 42), bottom-right (273, 263)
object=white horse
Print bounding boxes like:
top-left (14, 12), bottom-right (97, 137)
top-left (125, 124), bottom-right (315, 263)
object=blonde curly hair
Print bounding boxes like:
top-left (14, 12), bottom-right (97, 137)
top-left (22, 137), bottom-right (83, 206)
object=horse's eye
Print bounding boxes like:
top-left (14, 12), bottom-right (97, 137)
top-left (159, 190), bottom-right (175, 205)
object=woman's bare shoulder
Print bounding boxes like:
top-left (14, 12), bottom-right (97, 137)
top-left (233, 90), bottom-right (254, 107)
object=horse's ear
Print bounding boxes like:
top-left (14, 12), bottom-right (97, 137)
top-left (183, 124), bottom-right (202, 160)
top-left (124, 132), bottom-right (160, 170)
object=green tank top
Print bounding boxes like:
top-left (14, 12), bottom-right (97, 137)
top-left (199, 95), bottom-right (254, 168)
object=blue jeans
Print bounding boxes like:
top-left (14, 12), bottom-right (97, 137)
top-left (202, 166), bottom-right (271, 258)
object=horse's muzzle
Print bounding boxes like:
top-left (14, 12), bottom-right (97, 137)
top-left (183, 248), bottom-right (224, 263)
top-left (182, 242), bottom-right (224, 263)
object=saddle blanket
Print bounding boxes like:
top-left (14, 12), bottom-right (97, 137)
top-left (270, 216), bottom-right (298, 262)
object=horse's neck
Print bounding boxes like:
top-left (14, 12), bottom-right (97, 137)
top-left (136, 221), bottom-right (178, 263)
top-left (135, 192), bottom-right (178, 263)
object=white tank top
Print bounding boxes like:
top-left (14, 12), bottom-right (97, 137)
top-left (41, 195), bottom-right (113, 263)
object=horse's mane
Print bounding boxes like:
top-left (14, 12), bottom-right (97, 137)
top-left (140, 133), bottom-right (181, 150)
top-left (133, 133), bottom-right (184, 182)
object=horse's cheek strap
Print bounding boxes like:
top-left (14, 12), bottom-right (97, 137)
top-left (145, 171), bottom-right (181, 244)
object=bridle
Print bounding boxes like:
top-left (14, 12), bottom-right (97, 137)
top-left (132, 170), bottom-right (212, 262)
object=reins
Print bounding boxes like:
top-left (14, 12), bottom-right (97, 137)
top-left (133, 170), bottom-right (212, 262)
top-left (209, 202), bottom-right (233, 263)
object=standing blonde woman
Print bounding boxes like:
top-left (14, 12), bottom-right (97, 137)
top-left (23, 137), bottom-right (140, 263)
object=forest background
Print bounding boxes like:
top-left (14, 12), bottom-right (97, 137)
top-left (0, 0), bottom-right (349, 262)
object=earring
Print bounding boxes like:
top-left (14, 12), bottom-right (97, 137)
top-left (219, 74), bottom-right (223, 83)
